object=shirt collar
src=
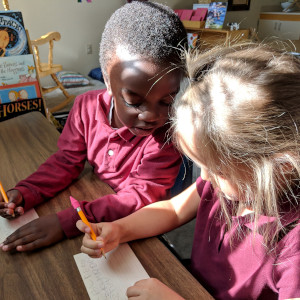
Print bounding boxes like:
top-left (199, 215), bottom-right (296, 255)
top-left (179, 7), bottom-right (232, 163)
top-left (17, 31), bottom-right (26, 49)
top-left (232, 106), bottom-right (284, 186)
top-left (238, 209), bottom-right (299, 232)
top-left (96, 90), bottom-right (136, 142)
top-left (108, 98), bottom-right (117, 128)
top-left (95, 90), bottom-right (111, 123)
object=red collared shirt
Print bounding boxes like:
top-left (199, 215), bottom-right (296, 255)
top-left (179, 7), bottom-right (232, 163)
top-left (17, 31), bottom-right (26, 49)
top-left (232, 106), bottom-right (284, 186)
top-left (15, 90), bottom-right (181, 237)
top-left (191, 177), bottom-right (300, 300)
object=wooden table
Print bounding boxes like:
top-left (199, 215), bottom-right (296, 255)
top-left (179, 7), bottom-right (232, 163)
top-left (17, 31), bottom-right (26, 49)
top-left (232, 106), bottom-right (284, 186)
top-left (0, 112), bottom-right (213, 300)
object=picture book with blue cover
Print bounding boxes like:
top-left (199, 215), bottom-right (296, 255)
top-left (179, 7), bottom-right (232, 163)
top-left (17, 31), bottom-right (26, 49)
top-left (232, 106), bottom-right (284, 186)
top-left (0, 10), bottom-right (30, 57)
top-left (205, 2), bottom-right (228, 29)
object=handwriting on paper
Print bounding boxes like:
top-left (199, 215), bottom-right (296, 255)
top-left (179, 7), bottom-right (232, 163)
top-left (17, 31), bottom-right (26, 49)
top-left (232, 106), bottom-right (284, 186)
top-left (0, 209), bottom-right (38, 242)
top-left (74, 243), bottom-right (149, 300)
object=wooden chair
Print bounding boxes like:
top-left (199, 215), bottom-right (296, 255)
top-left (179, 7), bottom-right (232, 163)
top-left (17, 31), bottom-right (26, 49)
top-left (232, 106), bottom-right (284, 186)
top-left (2, 0), bottom-right (9, 10)
top-left (31, 32), bottom-right (75, 113)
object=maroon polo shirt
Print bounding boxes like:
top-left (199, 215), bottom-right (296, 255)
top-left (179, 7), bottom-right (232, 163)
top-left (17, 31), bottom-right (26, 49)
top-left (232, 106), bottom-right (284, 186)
top-left (15, 89), bottom-right (181, 237)
top-left (191, 177), bottom-right (300, 299)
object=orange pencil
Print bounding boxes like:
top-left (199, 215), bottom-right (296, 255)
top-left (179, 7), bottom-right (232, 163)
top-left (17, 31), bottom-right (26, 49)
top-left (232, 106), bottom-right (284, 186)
top-left (0, 181), bottom-right (9, 203)
top-left (70, 196), bottom-right (106, 259)
top-left (0, 181), bottom-right (14, 217)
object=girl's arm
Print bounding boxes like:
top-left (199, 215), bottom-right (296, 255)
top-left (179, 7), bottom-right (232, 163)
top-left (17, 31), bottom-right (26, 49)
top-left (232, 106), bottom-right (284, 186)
top-left (77, 182), bottom-right (200, 256)
top-left (117, 182), bottom-right (199, 243)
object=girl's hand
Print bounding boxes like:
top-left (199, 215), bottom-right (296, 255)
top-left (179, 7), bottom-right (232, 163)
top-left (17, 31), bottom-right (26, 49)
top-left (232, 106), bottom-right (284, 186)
top-left (126, 278), bottom-right (184, 300)
top-left (76, 220), bottom-right (121, 258)
top-left (0, 214), bottom-right (65, 251)
top-left (0, 189), bottom-right (24, 219)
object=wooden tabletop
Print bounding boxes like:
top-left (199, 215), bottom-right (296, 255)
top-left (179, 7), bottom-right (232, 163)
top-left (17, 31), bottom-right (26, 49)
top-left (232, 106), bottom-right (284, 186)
top-left (0, 112), bottom-right (213, 300)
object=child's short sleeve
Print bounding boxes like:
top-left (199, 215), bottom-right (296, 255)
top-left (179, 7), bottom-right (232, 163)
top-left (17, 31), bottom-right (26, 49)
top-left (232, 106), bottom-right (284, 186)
top-left (196, 177), bottom-right (215, 201)
top-left (275, 223), bottom-right (300, 300)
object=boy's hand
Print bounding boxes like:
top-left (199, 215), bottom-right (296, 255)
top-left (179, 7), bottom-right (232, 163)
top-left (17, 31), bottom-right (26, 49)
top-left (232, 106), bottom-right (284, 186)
top-left (76, 220), bottom-right (121, 258)
top-left (0, 189), bottom-right (24, 218)
top-left (126, 278), bottom-right (184, 300)
top-left (0, 214), bottom-right (65, 252)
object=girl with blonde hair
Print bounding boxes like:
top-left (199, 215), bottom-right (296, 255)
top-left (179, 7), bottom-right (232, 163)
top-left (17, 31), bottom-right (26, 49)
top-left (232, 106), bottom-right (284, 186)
top-left (77, 44), bottom-right (300, 299)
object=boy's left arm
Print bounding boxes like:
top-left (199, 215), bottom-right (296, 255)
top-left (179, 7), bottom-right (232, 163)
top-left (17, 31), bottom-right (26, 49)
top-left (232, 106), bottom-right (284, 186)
top-left (58, 139), bottom-right (182, 238)
top-left (0, 133), bottom-right (182, 251)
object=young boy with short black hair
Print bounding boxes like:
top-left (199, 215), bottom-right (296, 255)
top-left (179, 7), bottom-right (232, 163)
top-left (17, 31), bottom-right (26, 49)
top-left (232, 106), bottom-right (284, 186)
top-left (0, 1), bottom-right (187, 252)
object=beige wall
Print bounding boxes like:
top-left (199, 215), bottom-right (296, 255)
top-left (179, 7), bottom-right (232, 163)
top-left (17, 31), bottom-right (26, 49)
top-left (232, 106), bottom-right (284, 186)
top-left (5, 0), bottom-right (282, 78)
top-left (8, 0), bottom-right (123, 78)
top-left (224, 0), bottom-right (282, 29)
top-left (7, 0), bottom-right (194, 78)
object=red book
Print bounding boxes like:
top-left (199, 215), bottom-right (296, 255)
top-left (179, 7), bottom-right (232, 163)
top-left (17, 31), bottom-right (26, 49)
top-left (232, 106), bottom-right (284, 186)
top-left (174, 9), bottom-right (183, 18)
top-left (180, 9), bottom-right (193, 21)
top-left (191, 8), bottom-right (208, 21)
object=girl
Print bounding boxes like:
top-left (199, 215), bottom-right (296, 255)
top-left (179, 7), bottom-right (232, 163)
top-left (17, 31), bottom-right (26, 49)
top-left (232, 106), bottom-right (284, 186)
top-left (77, 44), bottom-right (300, 299)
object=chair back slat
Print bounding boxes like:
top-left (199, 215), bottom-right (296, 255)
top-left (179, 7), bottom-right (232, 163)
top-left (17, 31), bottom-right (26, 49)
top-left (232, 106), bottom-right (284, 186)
top-left (2, 0), bottom-right (10, 10)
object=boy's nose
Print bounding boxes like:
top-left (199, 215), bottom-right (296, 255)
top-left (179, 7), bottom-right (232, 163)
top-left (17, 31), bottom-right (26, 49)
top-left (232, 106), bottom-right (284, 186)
top-left (138, 109), bottom-right (161, 123)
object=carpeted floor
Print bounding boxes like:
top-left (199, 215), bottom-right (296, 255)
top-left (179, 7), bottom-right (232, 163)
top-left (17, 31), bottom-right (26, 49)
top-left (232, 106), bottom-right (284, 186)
top-left (164, 218), bottom-right (196, 260)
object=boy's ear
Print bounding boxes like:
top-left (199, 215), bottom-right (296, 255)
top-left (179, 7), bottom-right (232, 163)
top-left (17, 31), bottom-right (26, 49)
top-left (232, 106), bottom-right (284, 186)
top-left (103, 75), bottom-right (112, 96)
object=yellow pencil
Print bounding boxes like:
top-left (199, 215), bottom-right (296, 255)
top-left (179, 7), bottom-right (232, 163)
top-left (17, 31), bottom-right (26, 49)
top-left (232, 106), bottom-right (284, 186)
top-left (0, 181), bottom-right (15, 217)
top-left (70, 196), bottom-right (106, 259)
top-left (77, 209), bottom-right (97, 240)
top-left (0, 181), bottom-right (9, 203)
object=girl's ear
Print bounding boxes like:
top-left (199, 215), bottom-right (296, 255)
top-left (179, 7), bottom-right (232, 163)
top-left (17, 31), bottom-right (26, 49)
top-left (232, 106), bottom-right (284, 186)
top-left (103, 75), bottom-right (112, 96)
top-left (274, 153), bottom-right (295, 179)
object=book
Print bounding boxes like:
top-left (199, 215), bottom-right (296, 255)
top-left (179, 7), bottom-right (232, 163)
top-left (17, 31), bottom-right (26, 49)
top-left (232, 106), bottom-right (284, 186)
top-left (205, 2), bottom-right (228, 29)
top-left (191, 8), bottom-right (208, 21)
top-left (174, 9), bottom-right (183, 18)
top-left (0, 12), bottom-right (44, 121)
top-left (0, 81), bottom-right (41, 103)
top-left (180, 9), bottom-right (194, 21)
top-left (74, 243), bottom-right (150, 300)
top-left (0, 10), bottom-right (30, 57)
top-left (0, 97), bottom-right (46, 121)
top-left (0, 54), bottom-right (37, 85)
top-left (193, 3), bottom-right (210, 10)
top-left (187, 32), bottom-right (199, 49)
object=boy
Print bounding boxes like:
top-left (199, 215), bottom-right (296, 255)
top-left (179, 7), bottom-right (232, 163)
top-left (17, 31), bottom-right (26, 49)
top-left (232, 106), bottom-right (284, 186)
top-left (0, 2), bottom-right (187, 252)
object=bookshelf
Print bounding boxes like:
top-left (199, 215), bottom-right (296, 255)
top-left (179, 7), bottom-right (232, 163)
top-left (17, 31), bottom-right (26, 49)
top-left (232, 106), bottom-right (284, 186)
top-left (0, 3), bottom-right (47, 121)
top-left (184, 23), bottom-right (249, 49)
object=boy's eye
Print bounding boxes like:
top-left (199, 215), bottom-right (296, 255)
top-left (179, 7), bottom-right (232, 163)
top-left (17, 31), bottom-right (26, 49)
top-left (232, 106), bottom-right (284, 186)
top-left (170, 92), bottom-right (178, 98)
top-left (160, 93), bottom-right (177, 106)
top-left (122, 98), bottom-right (141, 108)
top-left (161, 101), bottom-right (172, 107)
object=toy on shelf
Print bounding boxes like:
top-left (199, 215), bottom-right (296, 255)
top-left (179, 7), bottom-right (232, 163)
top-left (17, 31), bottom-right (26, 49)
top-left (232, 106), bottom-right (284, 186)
top-left (227, 22), bottom-right (240, 31)
top-left (281, 0), bottom-right (300, 12)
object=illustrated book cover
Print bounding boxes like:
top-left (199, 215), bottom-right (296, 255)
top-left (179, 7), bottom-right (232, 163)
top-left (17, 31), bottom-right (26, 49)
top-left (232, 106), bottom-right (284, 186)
top-left (0, 10), bottom-right (30, 57)
top-left (0, 54), bottom-right (37, 85)
top-left (0, 81), bottom-right (41, 103)
top-left (205, 2), bottom-right (228, 29)
top-left (187, 33), bottom-right (199, 49)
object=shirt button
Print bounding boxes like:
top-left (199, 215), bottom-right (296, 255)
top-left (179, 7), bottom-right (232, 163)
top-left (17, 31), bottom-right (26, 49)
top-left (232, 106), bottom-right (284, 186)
top-left (108, 149), bottom-right (114, 156)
